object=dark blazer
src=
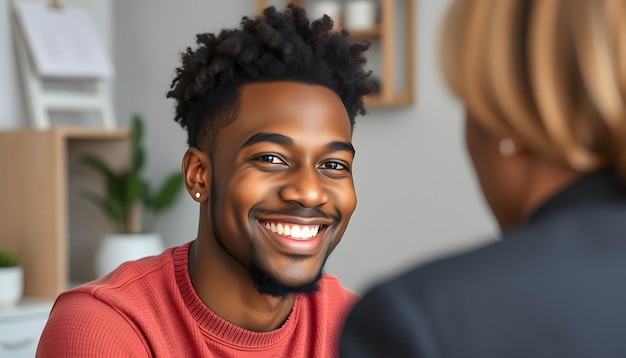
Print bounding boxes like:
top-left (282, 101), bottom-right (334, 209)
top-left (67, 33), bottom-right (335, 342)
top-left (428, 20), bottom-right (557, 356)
top-left (341, 171), bottom-right (626, 358)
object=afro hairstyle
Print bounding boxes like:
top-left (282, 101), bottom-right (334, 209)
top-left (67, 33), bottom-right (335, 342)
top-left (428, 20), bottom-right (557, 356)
top-left (166, 4), bottom-right (374, 151)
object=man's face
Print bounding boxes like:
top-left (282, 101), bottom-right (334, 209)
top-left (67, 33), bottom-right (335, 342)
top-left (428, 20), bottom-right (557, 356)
top-left (209, 81), bottom-right (356, 295)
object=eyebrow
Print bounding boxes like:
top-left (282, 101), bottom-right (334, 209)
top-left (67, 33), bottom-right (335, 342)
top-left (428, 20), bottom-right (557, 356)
top-left (327, 141), bottom-right (356, 156)
top-left (242, 132), bottom-right (355, 156)
top-left (242, 133), bottom-right (293, 147)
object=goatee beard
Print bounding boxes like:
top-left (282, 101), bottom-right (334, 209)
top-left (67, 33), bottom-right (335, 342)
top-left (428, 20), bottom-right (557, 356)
top-left (211, 221), bottom-right (326, 298)
top-left (248, 262), bottom-right (323, 298)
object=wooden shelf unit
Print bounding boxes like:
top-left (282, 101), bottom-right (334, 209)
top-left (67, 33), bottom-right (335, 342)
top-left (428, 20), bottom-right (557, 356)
top-left (257, 0), bottom-right (415, 107)
top-left (0, 128), bottom-right (130, 299)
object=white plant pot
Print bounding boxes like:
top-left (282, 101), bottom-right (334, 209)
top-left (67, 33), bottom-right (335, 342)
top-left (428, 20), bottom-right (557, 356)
top-left (95, 233), bottom-right (165, 278)
top-left (0, 266), bottom-right (23, 307)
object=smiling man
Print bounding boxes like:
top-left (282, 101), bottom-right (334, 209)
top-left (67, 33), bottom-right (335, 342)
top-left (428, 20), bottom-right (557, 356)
top-left (37, 4), bottom-right (373, 358)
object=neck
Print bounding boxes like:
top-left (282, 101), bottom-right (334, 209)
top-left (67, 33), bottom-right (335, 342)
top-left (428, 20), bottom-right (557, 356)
top-left (189, 211), bottom-right (295, 332)
top-left (518, 157), bottom-right (582, 226)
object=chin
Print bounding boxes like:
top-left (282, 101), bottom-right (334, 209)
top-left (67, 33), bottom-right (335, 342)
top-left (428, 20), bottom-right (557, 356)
top-left (248, 263), bottom-right (324, 298)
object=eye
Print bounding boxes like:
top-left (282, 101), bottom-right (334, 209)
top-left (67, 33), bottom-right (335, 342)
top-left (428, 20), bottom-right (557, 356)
top-left (254, 154), bottom-right (287, 165)
top-left (319, 161), bottom-right (349, 172)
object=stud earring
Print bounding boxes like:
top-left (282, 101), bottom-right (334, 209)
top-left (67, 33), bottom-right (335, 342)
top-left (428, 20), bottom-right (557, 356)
top-left (194, 192), bottom-right (201, 199)
top-left (499, 138), bottom-right (516, 157)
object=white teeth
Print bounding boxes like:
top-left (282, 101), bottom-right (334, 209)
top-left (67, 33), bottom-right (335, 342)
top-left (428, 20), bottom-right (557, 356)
top-left (291, 226), bottom-right (301, 239)
top-left (263, 222), bottom-right (321, 239)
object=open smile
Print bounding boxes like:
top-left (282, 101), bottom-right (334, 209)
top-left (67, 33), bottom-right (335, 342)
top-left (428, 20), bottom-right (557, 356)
top-left (260, 221), bottom-right (322, 240)
top-left (257, 220), bottom-right (329, 254)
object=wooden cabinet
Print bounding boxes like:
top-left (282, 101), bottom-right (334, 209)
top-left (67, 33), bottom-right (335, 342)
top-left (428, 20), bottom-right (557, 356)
top-left (0, 128), bottom-right (130, 299)
top-left (257, 0), bottom-right (415, 107)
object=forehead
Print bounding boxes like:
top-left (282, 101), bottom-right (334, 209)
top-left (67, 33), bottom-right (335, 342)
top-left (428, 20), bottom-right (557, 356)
top-left (218, 82), bottom-right (352, 146)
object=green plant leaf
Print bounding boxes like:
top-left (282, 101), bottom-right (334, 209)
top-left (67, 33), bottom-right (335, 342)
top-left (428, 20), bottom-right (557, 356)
top-left (132, 114), bottom-right (144, 148)
top-left (149, 173), bottom-right (184, 213)
top-left (0, 246), bottom-right (20, 267)
top-left (131, 115), bottom-right (144, 172)
top-left (78, 114), bottom-right (184, 233)
top-left (83, 155), bottom-right (126, 206)
top-left (79, 189), bottom-right (107, 212)
top-left (141, 180), bottom-right (152, 207)
top-left (107, 174), bottom-right (126, 208)
top-left (132, 146), bottom-right (145, 174)
top-left (125, 171), bottom-right (143, 207)
top-left (80, 190), bottom-right (125, 232)
top-left (80, 157), bottom-right (126, 232)
top-left (82, 155), bottom-right (116, 181)
top-left (106, 197), bottom-right (126, 232)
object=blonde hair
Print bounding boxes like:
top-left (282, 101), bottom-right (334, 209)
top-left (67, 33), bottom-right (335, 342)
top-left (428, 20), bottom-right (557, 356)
top-left (440, 0), bottom-right (626, 179)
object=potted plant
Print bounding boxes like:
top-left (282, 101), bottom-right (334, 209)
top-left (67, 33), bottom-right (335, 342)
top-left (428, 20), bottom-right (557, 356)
top-left (82, 114), bottom-right (184, 277)
top-left (0, 246), bottom-right (23, 307)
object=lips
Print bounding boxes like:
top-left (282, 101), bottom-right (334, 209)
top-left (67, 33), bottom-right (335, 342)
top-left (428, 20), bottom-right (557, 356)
top-left (257, 220), bottom-right (327, 254)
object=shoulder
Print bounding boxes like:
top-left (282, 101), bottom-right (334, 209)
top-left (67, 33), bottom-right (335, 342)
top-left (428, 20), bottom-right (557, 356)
top-left (340, 240), bottom-right (513, 358)
top-left (74, 244), bottom-right (184, 301)
top-left (353, 212), bottom-right (592, 310)
top-left (351, 228), bottom-right (531, 314)
top-left (37, 291), bottom-right (150, 357)
top-left (37, 244), bottom-right (190, 357)
top-left (49, 242), bottom-right (178, 306)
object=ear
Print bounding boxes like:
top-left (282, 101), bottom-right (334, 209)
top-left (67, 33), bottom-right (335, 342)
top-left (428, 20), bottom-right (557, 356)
top-left (182, 148), bottom-right (211, 202)
top-left (498, 135), bottom-right (528, 159)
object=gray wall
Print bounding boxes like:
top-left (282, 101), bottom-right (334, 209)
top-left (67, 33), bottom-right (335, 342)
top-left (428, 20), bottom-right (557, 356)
top-left (1, 0), bottom-right (498, 294)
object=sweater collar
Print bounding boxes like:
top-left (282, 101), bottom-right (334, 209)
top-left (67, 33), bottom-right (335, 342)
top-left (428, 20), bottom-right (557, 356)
top-left (173, 241), bottom-right (300, 348)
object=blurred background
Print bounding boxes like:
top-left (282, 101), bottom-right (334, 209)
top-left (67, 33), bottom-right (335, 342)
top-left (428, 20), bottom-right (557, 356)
top-left (0, 0), bottom-right (497, 294)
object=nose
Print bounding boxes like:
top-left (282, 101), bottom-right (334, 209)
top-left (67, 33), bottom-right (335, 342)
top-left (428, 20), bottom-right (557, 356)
top-left (279, 167), bottom-right (329, 208)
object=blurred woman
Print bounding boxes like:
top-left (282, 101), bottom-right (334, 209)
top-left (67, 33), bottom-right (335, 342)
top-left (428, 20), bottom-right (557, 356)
top-left (341, 0), bottom-right (626, 357)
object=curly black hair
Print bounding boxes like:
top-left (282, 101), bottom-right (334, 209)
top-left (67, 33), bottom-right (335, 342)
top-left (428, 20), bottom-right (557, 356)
top-left (166, 4), bottom-right (374, 151)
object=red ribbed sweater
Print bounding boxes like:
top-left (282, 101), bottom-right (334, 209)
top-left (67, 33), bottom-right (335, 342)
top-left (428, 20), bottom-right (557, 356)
top-left (36, 241), bottom-right (358, 357)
